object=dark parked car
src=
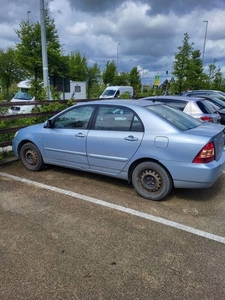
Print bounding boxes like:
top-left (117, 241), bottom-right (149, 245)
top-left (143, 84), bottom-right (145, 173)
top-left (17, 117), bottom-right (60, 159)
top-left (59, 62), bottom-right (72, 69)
top-left (12, 99), bottom-right (225, 201)
top-left (180, 90), bottom-right (225, 100)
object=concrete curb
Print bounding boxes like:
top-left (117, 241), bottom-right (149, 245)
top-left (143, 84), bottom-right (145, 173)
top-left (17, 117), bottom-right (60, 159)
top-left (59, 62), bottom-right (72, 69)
top-left (0, 156), bottom-right (18, 166)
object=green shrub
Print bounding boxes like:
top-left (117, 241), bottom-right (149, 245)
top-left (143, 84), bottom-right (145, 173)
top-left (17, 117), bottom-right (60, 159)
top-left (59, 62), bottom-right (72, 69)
top-left (120, 92), bottom-right (133, 99)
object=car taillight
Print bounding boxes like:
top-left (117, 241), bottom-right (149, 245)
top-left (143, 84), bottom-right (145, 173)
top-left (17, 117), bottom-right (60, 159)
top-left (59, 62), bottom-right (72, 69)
top-left (193, 142), bottom-right (215, 163)
top-left (200, 116), bottom-right (213, 122)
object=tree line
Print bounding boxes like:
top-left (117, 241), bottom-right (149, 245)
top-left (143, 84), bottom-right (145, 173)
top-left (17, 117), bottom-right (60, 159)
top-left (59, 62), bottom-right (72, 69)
top-left (171, 33), bottom-right (225, 93)
top-left (0, 3), bottom-right (224, 101)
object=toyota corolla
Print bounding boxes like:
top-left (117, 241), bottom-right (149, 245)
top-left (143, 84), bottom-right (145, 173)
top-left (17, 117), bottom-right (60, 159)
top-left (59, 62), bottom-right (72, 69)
top-left (12, 99), bottom-right (225, 201)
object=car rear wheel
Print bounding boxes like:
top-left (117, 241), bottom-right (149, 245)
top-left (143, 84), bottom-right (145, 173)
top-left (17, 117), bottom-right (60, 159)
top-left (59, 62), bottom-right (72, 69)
top-left (20, 143), bottom-right (45, 171)
top-left (132, 161), bottom-right (173, 201)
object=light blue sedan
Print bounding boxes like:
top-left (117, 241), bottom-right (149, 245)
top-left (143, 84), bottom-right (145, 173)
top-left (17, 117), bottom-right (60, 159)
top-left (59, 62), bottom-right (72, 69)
top-left (12, 99), bottom-right (225, 201)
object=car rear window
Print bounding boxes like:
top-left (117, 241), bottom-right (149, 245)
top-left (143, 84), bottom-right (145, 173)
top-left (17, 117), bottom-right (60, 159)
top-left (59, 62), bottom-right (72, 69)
top-left (146, 104), bottom-right (201, 130)
top-left (197, 100), bottom-right (216, 114)
top-left (155, 99), bottom-right (187, 111)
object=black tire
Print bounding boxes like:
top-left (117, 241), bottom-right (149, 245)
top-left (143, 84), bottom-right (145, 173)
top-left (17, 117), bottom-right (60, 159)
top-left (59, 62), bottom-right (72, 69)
top-left (132, 161), bottom-right (173, 201)
top-left (20, 143), bottom-right (45, 171)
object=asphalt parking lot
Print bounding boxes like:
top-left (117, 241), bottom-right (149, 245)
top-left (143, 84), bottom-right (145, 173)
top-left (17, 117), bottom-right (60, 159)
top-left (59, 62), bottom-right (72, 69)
top-left (0, 159), bottom-right (225, 300)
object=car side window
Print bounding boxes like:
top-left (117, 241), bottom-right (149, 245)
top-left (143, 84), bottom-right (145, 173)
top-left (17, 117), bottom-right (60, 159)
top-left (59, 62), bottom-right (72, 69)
top-left (94, 105), bottom-right (143, 132)
top-left (54, 105), bottom-right (95, 129)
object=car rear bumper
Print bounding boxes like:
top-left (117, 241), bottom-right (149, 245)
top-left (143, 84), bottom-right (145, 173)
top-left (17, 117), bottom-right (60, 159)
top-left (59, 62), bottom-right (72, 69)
top-left (163, 150), bottom-right (225, 189)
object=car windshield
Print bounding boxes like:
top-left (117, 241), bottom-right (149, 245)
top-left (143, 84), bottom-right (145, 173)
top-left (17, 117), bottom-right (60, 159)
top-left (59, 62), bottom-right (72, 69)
top-left (14, 89), bottom-right (33, 100)
top-left (102, 90), bottom-right (116, 96)
top-left (146, 104), bottom-right (201, 130)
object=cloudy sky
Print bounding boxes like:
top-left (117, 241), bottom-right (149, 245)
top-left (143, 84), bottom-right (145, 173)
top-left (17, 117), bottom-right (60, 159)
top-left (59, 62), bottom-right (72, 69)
top-left (1, 0), bottom-right (225, 84)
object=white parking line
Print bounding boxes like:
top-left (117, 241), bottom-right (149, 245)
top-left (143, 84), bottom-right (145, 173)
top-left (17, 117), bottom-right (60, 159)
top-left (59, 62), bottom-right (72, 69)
top-left (0, 171), bottom-right (225, 245)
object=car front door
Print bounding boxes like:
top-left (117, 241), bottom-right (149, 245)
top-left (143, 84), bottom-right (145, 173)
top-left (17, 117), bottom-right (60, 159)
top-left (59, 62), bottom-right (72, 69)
top-left (87, 105), bottom-right (144, 175)
top-left (42, 105), bottom-right (95, 169)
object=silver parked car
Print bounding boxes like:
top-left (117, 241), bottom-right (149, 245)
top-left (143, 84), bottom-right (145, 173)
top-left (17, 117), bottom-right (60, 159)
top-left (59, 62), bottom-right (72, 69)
top-left (186, 94), bottom-right (225, 124)
top-left (141, 95), bottom-right (221, 123)
top-left (12, 99), bottom-right (225, 201)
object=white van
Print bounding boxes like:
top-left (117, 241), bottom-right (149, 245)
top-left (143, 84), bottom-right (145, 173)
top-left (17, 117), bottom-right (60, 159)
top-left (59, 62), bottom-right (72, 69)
top-left (99, 86), bottom-right (134, 99)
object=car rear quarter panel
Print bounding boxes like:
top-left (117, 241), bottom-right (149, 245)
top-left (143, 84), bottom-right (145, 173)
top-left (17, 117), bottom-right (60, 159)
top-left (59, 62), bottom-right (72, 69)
top-left (131, 131), bottom-right (208, 163)
top-left (163, 154), bottom-right (225, 188)
top-left (126, 128), bottom-right (225, 188)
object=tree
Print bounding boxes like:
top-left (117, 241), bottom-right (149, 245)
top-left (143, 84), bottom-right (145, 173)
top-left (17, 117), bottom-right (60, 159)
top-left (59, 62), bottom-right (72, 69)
top-left (205, 59), bottom-right (223, 90)
top-left (172, 33), bottom-right (193, 93)
top-left (102, 60), bottom-right (117, 86)
top-left (86, 63), bottom-right (101, 98)
top-left (69, 52), bottom-right (102, 98)
top-left (115, 72), bottom-right (129, 86)
top-left (186, 50), bottom-right (204, 89)
top-left (129, 67), bottom-right (141, 92)
top-left (69, 51), bottom-right (88, 81)
top-left (172, 33), bottom-right (225, 93)
top-left (0, 47), bottom-right (26, 100)
top-left (15, 2), bottom-right (67, 82)
top-left (213, 69), bottom-right (223, 90)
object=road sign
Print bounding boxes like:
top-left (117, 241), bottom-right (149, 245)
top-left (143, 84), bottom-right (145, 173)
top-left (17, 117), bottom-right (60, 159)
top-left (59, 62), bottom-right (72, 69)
top-left (154, 75), bottom-right (160, 86)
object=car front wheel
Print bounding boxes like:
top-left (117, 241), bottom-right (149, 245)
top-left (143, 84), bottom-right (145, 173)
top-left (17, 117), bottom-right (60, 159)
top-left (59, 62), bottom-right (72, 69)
top-left (132, 161), bottom-right (173, 201)
top-left (20, 143), bottom-right (45, 171)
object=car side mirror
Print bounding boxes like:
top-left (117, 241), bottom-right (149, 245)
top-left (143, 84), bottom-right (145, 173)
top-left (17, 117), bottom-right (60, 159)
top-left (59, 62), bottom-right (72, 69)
top-left (44, 120), bottom-right (53, 128)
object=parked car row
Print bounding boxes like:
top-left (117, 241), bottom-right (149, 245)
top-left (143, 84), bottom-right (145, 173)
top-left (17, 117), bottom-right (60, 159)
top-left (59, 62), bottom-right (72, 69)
top-left (180, 89), bottom-right (225, 100)
top-left (144, 89), bottom-right (225, 125)
top-left (12, 99), bottom-right (225, 202)
top-left (141, 95), bottom-right (222, 123)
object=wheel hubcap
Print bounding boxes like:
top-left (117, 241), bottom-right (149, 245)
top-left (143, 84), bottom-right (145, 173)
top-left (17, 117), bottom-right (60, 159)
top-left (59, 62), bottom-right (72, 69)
top-left (25, 149), bottom-right (38, 166)
top-left (140, 170), bottom-right (162, 192)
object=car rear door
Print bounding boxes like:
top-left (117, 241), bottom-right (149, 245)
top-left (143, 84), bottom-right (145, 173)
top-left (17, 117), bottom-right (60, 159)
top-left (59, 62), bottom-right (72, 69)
top-left (86, 105), bottom-right (144, 175)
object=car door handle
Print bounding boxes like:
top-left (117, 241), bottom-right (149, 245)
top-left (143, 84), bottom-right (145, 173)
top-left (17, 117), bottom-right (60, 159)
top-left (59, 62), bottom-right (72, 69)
top-left (75, 133), bottom-right (86, 138)
top-left (124, 135), bottom-right (138, 141)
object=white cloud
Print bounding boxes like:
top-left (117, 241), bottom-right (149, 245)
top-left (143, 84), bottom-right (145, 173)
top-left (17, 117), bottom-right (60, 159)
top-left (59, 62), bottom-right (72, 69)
top-left (66, 22), bottom-right (89, 35)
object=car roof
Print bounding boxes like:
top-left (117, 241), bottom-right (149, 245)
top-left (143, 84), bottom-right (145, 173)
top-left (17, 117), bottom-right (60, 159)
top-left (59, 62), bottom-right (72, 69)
top-left (140, 95), bottom-right (205, 102)
top-left (189, 90), bottom-right (222, 92)
top-left (75, 99), bottom-right (161, 107)
top-left (182, 90), bottom-right (221, 92)
top-left (181, 90), bottom-right (225, 95)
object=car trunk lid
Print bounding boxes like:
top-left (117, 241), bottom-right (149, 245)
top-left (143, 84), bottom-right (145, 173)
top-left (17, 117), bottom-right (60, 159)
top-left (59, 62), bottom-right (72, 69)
top-left (190, 123), bottom-right (225, 161)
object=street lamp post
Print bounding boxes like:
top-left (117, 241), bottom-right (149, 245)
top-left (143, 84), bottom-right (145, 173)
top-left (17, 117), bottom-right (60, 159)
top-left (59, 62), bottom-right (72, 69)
top-left (40, 0), bottom-right (50, 100)
top-left (202, 20), bottom-right (208, 66)
top-left (117, 43), bottom-right (120, 70)
top-left (27, 11), bottom-right (31, 23)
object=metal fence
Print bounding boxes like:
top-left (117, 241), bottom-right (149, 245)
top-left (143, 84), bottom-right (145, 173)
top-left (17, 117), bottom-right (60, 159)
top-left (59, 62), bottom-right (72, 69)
top-left (0, 97), bottom-right (136, 150)
top-left (0, 99), bottom-right (91, 148)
